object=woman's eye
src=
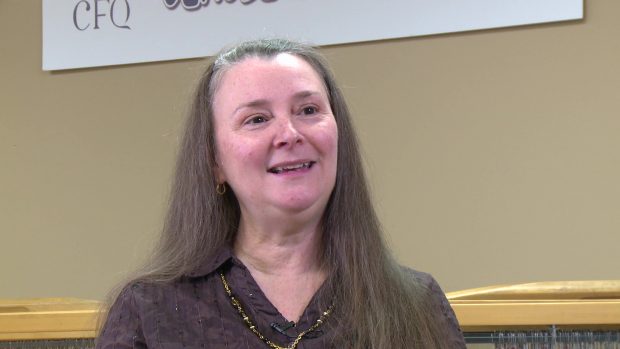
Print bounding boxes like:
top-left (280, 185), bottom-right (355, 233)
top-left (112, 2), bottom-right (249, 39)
top-left (301, 106), bottom-right (318, 115)
top-left (245, 115), bottom-right (267, 125)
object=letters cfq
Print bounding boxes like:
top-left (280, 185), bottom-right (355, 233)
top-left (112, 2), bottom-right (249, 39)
top-left (73, 0), bottom-right (131, 31)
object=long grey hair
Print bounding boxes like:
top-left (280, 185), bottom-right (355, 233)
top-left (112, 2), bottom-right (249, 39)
top-left (115, 38), bottom-right (451, 348)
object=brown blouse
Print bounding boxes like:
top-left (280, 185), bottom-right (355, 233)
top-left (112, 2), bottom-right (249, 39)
top-left (97, 248), bottom-right (466, 348)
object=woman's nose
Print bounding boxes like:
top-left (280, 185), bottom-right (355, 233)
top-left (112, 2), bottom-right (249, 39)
top-left (274, 118), bottom-right (302, 148)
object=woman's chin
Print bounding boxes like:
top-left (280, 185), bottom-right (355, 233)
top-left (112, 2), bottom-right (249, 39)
top-left (269, 194), bottom-right (329, 217)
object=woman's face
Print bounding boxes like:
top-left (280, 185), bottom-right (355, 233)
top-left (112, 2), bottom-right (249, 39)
top-left (212, 53), bottom-right (338, 221)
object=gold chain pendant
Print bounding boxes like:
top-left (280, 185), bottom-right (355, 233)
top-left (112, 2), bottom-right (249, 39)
top-left (219, 271), bottom-right (334, 349)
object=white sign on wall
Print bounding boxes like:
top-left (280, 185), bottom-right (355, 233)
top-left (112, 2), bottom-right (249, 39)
top-left (42, 0), bottom-right (583, 71)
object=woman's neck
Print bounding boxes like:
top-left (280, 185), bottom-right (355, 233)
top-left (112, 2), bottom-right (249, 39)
top-left (233, 219), bottom-right (324, 276)
top-left (232, 218), bottom-right (328, 322)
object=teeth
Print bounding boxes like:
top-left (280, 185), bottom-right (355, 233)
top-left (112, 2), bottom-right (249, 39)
top-left (270, 162), bottom-right (313, 174)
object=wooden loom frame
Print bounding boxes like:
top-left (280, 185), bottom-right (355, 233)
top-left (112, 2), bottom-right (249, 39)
top-left (1, 281), bottom-right (619, 341)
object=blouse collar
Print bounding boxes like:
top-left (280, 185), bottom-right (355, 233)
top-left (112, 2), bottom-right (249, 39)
top-left (185, 246), bottom-right (238, 278)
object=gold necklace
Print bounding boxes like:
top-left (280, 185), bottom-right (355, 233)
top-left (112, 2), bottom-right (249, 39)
top-left (219, 270), bottom-right (334, 349)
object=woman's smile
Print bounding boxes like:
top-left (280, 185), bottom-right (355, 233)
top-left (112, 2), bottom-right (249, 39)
top-left (267, 160), bottom-right (315, 174)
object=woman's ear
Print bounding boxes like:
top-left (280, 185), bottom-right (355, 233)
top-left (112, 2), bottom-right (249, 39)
top-left (215, 168), bottom-right (225, 184)
top-left (213, 154), bottom-right (226, 184)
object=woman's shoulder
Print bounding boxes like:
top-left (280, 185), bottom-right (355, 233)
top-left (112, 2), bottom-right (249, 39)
top-left (399, 265), bottom-right (446, 295)
top-left (399, 266), bottom-right (467, 348)
top-left (98, 276), bottom-right (216, 349)
top-left (112, 275), bottom-right (212, 308)
top-left (102, 280), bottom-right (170, 326)
top-left (106, 279), bottom-right (168, 312)
top-left (401, 266), bottom-right (453, 315)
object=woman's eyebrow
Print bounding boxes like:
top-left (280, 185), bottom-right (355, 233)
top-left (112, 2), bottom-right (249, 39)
top-left (233, 91), bottom-right (323, 114)
top-left (292, 90), bottom-right (322, 100)
top-left (233, 99), bottom-right (269, 114)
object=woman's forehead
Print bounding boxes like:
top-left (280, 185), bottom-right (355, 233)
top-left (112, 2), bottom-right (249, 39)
top-left (213, 54), bottom-right (327, 101)
top-left (226, 53), bottom-right (317, 80)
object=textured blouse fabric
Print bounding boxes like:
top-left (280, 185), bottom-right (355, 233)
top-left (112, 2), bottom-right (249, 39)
top-left (97, 248), bottom-right (466, 349)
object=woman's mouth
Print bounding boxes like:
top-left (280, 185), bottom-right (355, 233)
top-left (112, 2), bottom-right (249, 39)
top-left (267, 161), bottom-right (315, 174)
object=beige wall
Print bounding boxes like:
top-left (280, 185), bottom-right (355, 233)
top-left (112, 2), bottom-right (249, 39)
top-left (2, 0), bottom-right (618, 300)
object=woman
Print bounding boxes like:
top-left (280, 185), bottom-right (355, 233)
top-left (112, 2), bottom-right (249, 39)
top-left (97, 39), bottom-right (466, 348)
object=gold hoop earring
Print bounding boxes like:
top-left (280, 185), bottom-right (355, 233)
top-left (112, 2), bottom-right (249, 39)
top-left (216, 183), bottom-right (226, 195)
